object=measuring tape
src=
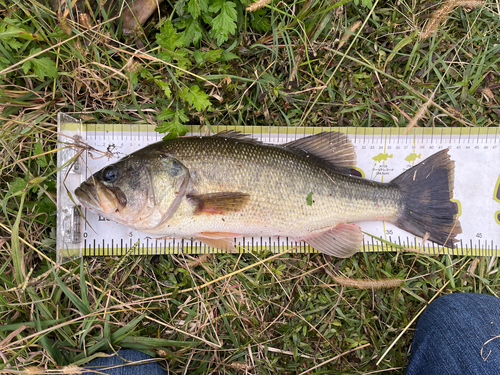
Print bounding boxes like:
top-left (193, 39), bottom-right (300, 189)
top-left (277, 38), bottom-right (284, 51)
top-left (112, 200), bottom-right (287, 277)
top-left (56, 113), bottom-right (500, 263)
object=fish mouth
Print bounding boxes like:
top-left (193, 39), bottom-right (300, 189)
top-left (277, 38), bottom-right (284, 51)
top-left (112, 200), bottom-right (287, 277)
top-left (75, 181), bottom-right (101, 210)
top-left (75, 180), bottom-right (127, 216)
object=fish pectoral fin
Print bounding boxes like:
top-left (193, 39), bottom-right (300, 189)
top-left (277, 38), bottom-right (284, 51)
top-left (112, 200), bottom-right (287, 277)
top-left (197, 232), bottom-right (240, 252)
top-left (298, 223), bottom-right (363, 258)
top-left (187, 192), bottom-right (250, 215)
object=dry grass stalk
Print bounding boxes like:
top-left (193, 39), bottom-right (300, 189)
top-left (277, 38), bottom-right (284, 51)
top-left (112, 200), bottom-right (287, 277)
top-left (404, 92), bottom-right (435, 134)
top-left (420, 0), bottom-right (484, 40)
top-left (185, 254), bottom-right (212, 268)
top-left (455, 0), bottom-right (485, 7)
top-left (338, 20), bottom-right (362, 49)
top-left (332, 276), bottom-right (403, 289)
top-left (61, 365), bottom-right (84, 374)
top-left (482, 87), bottom-right (494, 100)
top-left (16, 367), bottom-right (45, 374)
top-left (246, 0), bottom-right (271, 12)
top-left (467, 258), bottom-right (479, 276)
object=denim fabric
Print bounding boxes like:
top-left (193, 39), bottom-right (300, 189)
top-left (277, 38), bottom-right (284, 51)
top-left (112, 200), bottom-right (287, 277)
top-left (406, 293), bottom-right (500, 375)
top-left (81, 349), bottom-right (170, 375)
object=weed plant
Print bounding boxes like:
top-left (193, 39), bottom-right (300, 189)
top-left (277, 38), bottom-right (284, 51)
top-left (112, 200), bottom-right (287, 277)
top-left (1, 0), bottom-right (499, 373)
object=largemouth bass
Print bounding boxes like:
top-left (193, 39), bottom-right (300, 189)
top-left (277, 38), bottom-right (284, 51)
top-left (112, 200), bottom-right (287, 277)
top-left (75, 131), bottom-right (461, 257)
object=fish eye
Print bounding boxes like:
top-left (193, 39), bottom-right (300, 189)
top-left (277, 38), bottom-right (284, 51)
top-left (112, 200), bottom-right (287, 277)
top-left (102, 165), bottom-right (119, 183)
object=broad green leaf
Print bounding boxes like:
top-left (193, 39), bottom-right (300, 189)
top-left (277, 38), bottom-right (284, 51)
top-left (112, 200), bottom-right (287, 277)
top-left (201, 49), bottom-right (223, 62)
top-left (155, 79), bottom-right (172, 98)
top-left (155, 109), bottom-right (189, 138)
top-left (157, 49), bottom-right (191, 69)
top-left (209, 0), bottom-right (237, 45)
top-left (7, 177), bottom-right (27, 199)
top-left (194, 49), bottom-right (223, 64)
top-left (183, 17), bottom-right (203, 45)
top-left (3, 37), bottom-right (23, 50)
top-left (0, 55), bottom-right (11, 70)
top-left (157, 20), bottom-right (185, 51)
top-left (201, 12), bottom-right (214, 26)
top-left (208, 0), bottom-right (223, 12)
top-left (187, 0), bottom-right (209, 19)
top-left (158, 108), bottom-right (176, 121)
top-left (222, 50), bottom-right (239, 61)
top-left (194, 50), bottom-right (203, 64)
top-left (0, 21), bottom-right (43, 41)
top-left (174, 0), bottom-right (187, 16)
top-left (22, 60), bottom-right (31, 74)
top-left (34, 141), bottom-right (47, 167)
top-left (31, 57), bottom-right (58, 79)
top-left (250, 9), bottom-right (271, 33)
top-left (180, 85), bottom-right (211, 111)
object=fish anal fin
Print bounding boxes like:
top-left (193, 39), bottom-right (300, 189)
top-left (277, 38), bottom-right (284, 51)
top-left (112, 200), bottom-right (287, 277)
top-left (197, 232), bottom-right (239, 252)
top-left (283, 132), bottom-right (357, 169)
top-left (187, 192), bottom-right (250, 215)
top-left (298, 223), bottom-right (363, 258)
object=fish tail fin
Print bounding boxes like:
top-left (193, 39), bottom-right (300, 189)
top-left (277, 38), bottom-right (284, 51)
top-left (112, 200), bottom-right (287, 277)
top-left (391, 149), bottom-right (461, 248)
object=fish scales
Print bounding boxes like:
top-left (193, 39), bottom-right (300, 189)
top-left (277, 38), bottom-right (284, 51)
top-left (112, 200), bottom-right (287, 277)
top-left (136, 136), bottom-right (401, 237)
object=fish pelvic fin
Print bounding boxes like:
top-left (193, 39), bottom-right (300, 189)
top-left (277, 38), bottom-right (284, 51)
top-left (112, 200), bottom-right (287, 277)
top-left (391, 149), bottom-right (462, 248)
top-left (298, 223), bottom-right (363, 258)
top-left (196, 232), bottom-right (239, 252)
top-left (187, 192), bottom-right (250, 215)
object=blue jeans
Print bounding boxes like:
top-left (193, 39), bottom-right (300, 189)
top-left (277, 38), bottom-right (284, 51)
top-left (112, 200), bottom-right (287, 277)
top-left (82, 349), bottom-right (169, 375)
top-left (406, 293), bottom-right (500, 375)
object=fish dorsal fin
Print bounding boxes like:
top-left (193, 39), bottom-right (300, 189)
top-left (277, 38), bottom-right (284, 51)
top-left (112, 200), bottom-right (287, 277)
top-left (282, 132), bottom-right (357, 168)
top-left (213, 131), bottom-right (261, 143)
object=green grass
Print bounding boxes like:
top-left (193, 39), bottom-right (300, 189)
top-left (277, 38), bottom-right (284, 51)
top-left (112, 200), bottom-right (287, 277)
top-left (1, 0), bottom-right (499, 373)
